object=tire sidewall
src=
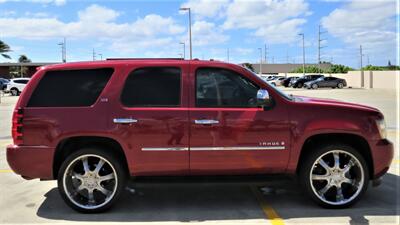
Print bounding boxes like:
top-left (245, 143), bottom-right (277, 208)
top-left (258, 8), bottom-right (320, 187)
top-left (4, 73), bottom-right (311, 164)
top-left (57, 147), bottom-right (127, 213)
top-left (299, 144), bottom-right (369, 208)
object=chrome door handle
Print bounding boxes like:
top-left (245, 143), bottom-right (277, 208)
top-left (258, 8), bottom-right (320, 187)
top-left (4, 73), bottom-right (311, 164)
top-left (194, 119), bottom-right (219, 125)
top-left (113, 118), bottom-right (138, 124)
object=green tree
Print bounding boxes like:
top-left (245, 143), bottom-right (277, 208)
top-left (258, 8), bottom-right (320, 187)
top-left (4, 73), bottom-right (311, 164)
top-left (0, 40), bottom-right (12, 59)
top-left (17, 54), bottom-right (32, 77)
top-left (291, 66), bottom-right (324, 73)
top-left (326, 64), bottom-right (354, 73)
top-left (18, 54), bottom-right (31, 63)
top-left (242, 63), bottom-right (255, 72)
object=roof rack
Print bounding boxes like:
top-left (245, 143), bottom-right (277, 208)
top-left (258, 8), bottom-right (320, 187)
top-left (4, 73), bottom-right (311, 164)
top-left (106, 58), bottom-right (184, 61)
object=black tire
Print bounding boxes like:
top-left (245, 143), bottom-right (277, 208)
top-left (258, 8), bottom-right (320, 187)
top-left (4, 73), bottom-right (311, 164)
top-left (57, 147), bottom-right (127, 213)
top-left (299, 143), bottom-right (369, 208)
top-left (338, 83), bottom-right (344, 89)
top-left (10, 88), bottom-right (19, 96)
top-left (296, 83), bottom-right (303, 88)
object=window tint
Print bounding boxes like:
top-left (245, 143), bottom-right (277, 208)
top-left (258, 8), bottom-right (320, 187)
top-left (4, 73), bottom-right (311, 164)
top-left (14, 79), bottom-right (29, 84)
top-left (27, 68), bottom-right (113, 107)
top-left (196, 68), bottom-right (259, 108)
top-left (121, 67), bottom-right (181, 107)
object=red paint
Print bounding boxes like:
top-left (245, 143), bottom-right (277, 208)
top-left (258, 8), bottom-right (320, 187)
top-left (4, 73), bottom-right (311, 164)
top-left (6, 59), bottom-right (393, 180)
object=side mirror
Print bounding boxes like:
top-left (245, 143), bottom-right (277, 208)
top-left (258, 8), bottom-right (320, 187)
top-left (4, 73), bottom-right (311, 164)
top-left (257, 89), bottom-right (271, 106)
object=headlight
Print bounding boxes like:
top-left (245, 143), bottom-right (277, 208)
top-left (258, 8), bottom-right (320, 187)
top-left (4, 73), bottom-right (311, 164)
top-left (376, 119), bottom-right (387, 139)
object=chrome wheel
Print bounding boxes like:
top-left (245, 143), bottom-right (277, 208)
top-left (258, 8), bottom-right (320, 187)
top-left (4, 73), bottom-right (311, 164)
top-left (338, 83), bottom-right (344, 88)
top-left (63, 154), bottom-right (118, 210)
top-left (309, 150), bottom-right (364, 206)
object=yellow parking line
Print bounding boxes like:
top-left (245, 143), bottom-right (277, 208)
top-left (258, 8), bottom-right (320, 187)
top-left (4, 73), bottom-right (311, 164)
top-left (251, 186), bottom-right (285, 225)
top-left (0, 169), bottom-right (12, 173)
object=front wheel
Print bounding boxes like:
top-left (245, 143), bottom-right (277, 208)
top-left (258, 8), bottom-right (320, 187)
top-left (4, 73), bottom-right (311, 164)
top-left (58, 148), bottom-right (127, 213)
top-left (312, 84), bottom-right (318, 89)
top-left (296, 83), bottom-right (303, 88)
top-left (10, 88), bottom-right (19, 96)
top-left (299, 144), bottom-right (369, 208)
top-left (338, 83), bottom-right (344, 89)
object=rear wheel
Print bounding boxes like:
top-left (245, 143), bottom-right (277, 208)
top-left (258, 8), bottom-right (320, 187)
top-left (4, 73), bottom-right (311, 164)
top-left (57, 147), bottom-right (127, 213)
top-left (299, 144), bottom-right (369, 208)
top-left (297, 83), bottom-right (303, 88)
top-left (10, 88), bottom-right (19, 96)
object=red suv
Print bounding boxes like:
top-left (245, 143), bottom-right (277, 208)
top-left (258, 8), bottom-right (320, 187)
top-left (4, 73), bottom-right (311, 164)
top-left (7, 59), bottom-right (393, 212)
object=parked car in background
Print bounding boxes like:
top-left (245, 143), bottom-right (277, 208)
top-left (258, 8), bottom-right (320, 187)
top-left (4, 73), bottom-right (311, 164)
top-left (282, 76), bottom-right (299, 87)
top-left (6, 59), bottom-right (393, 212)
top-left (268, 76), bottom-right (285, 86)
top-left (6, 78), bottom-right (30, 96)
top-left (304, 77), bottom-right (347, 89)
top-left (292, 74), bottom-right (324, 88)
top-left (0, 78), bottom-right (10, 91)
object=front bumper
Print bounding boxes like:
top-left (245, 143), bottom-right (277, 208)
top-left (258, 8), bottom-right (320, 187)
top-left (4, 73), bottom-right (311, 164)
top-left (371, 139), bottom-right (394, 179)
top-left (6, 144), bottom-right (54, 180)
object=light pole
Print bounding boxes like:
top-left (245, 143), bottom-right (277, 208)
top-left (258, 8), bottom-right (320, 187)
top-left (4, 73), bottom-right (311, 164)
top-left (298, 33), bottom-right (305, 76)
top-left (180, 42), bottom-right (185, 59)
top-left (58, 37), bottom-right (66, 63)
top-left (180, 7), bottom-right (192, 60)
top-left (258, 47), bottom-right (262, 75)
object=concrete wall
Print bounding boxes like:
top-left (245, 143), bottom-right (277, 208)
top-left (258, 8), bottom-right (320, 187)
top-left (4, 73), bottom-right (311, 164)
top-left (280, 71), bottom-right (399, 90)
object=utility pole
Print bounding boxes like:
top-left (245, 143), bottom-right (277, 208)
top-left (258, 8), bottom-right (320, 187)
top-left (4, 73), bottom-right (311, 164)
top-left (318, 25), bottom-right (327, 71)
top-left (180, 7), bottom-right (192, 59)
top-left (367, 55), bottom-right (370, 65)
top-left (98, 53), bottom-right (103, 60)
top-left (264, 44), bottom-right (268, 63)
top-left (360, 45), bottom-right (364, 88)
top-left (272, 56), bottom-right (274, 64)
top-left (58, 37), bottom-right (66, 63)
top-left (258, 47), bottom-right (262, 75)
top-left (227, 48), bottom-right (230, 62)
top-left (299, 33), bottom-right (305, 76)
top-left (92, 48), bottom-right (96, 61)
top-left (286, 50), bottom-right (289, 63)
top-left (180, 42), bottom-right (185, 59)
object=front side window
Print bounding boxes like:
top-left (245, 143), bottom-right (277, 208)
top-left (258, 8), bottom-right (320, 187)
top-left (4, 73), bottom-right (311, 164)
top-left (121, 67), bottom-right (181, 107)
top-left (27, 68), bottom-right (113, 107)
top-left (196, 68), bottom-right (259, 108)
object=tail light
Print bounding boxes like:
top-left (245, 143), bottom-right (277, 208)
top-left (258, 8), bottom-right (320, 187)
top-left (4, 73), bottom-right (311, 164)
top-left (12, 107), bottom-right (24, 145)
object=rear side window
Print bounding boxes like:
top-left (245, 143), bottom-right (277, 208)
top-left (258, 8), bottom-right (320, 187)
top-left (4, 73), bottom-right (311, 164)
top-left (121, 67), bottom-right (181, 107)
top-left (27, 68), bottom-right (113, 107)
top-left (14, 79), bottom-right (29, 84)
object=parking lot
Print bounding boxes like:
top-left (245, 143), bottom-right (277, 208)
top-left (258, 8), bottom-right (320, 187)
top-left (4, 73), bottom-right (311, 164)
top-left (0, 88), bottom-right (399, 225)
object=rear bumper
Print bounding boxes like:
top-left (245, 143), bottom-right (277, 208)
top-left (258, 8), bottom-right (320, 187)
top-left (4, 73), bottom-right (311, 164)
top-left (371, 139), bottom-right (394, 179)
top-left (6, 144), bottom-right (54, 180)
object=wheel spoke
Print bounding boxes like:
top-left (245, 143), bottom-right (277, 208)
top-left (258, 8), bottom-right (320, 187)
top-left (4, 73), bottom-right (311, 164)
top-left (73, 172), bottom-right (84, 181)
top-left (318, 159), bottom-right (331, 172)
top-left (312, 174), bottom-right (330, 181)
top-left (82, 157), bottom-right (90, 173)
top-left (318, 183), bottom-right (332, 196)
top-left (96, 185), bottom-right (110, 196)
top-left (336, 187), bottom-right (345, 202)
top-left (99, 173), bottom-right (115, 182)
top-left (342, 159), bottom-right (355, 174)
top-left (87, 189), bottom-right (95, 204)
top-left (77, 184), bottom-right (85, 192)
top-left (333, 152), bottom-right (340, 169)
top-left (94, 159), bottom-right (105, 174)
top-left (342, 177), bottom-right (353, 184)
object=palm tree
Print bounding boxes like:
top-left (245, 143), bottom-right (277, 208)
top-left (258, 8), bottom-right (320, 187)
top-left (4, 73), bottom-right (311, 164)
top-left (18, 54), bottom-right (31, 63)
top-left (0, 40), bottom-right (12, 59)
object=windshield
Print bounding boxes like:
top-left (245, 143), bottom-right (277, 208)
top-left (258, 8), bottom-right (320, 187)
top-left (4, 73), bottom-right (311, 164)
top-left (316, 77), bottom-right (324, 81)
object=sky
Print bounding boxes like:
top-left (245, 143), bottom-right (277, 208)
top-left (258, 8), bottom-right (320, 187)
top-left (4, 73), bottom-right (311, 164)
top-left (0, 0), bottom-right (398, 68)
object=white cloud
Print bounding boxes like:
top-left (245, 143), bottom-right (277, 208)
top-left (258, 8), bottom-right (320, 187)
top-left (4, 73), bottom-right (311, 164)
top-left (190, 21), bottom-right (229, 46)
top-left (321, 0), bottom-right (397, 54)
top-left (222, 0), bottom-right (310, 44)
top-left (0, 4), bottom-right (185, 54)
top-left (180, 0), bottom-right (229, 18)
top-left (0, 0), bottom-right (66, 6)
